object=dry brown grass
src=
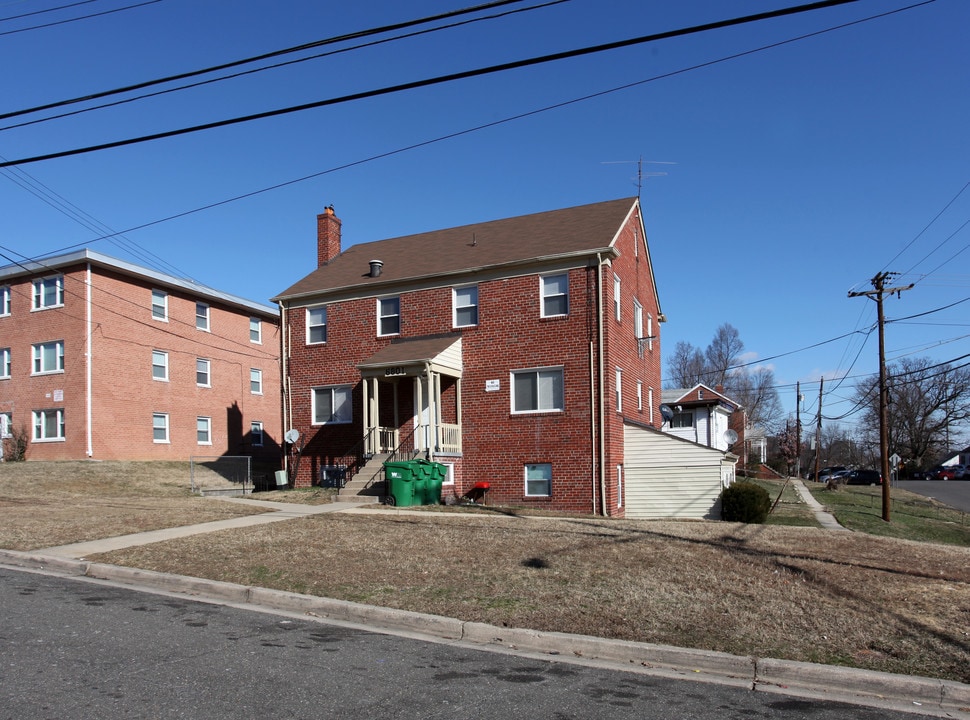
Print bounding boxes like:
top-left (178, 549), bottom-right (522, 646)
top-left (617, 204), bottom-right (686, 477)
top-left (0, 461), bottom-right (267, 550)
top-left (2, 462), bottom-right (968, 683)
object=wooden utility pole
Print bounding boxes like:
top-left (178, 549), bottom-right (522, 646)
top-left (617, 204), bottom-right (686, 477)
top-left (813, 377), bottom-right (823, 483)
top-left (848, 272), bottom-right (913, 522)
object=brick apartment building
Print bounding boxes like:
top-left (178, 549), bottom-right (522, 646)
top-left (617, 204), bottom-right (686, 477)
top-left (0, 249), bottom-right (281, 463)
top-left (274, 197), bottom-right (701, 517)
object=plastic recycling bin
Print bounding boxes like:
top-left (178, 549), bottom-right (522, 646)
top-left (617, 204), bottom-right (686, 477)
top-left (413, 459), bottom-right (445, 504)
top-left (384, 462), bottom-right (417, 507)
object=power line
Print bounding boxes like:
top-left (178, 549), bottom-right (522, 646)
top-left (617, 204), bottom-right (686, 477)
top-left (0, 0), bottom-right (162, 38)
top-left (0, 0), bottom-right (545, 125)
top-left (0, 0), bottom-right (877, 169)
top-left (0, 0), bottom-right (98, 23)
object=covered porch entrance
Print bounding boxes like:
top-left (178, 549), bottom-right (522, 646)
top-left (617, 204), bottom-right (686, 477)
top-left (358, 335), bottom-right (463, 459)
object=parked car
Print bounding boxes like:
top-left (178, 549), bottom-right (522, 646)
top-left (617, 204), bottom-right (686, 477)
top-left (952, 464), bottom-right (967, 479)
top-left (816, 466), bottom-right (847, 483)
top-left (930, 466), bottom-right (956, 480)
top-left (845, 469), bottom-right (882, 485)
top-left (908, 469), bottom-right (931, 480)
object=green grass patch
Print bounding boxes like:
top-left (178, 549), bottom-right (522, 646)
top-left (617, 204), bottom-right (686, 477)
top-left (749, 478), bottom-right (820, 527)
top-left (807, 484), bottom-right (970, 546)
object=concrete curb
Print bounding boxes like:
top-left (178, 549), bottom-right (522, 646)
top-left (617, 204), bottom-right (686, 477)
top-left (2, 548), bottom-right (967, 718)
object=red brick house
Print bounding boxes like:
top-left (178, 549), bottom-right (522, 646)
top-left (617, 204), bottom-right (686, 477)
top-left (0, 249), bottom-right (281, 463)
top-left (274, 197), bottom-right (668, 516)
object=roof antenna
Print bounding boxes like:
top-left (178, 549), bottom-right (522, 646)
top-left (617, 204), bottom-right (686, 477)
top-left (601, 155), bottom-right (675, 199)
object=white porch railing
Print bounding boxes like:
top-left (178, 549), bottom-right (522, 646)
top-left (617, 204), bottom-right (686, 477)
top-left (438, 423), bottom-right (462, 455)
top-left (377, 426), bottom-right (399, 454)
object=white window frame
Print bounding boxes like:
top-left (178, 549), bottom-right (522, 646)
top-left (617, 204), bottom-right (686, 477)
top-left (196, 302), bottom-right (210, 331)
top-left (152, 350), bottom-right (169, 381)
top-left (634, 299), bottom-right (644, 343)
top-left (307, 306), bottom-right (327, 344)
top-left (0, 348), bottom-right (10, 379)
top-left (0, 412), bottom-right (11, 438)
top-left (33, 409), bottom-right (65, 442)
top-left (647, 314), bottom-right (654, 351)
top-left (540, 273), bottom-right (568, 318)
top-left (32, 276), bottom-right (64, 310)
top-left (524, 463), bottom-right (552, 497)
top-left (511, 367), bottom-right (564, 414)
top-left (249, 317), bottom-right (262, 344)
top-left (617, 464), bottom-right (623, 509)
top-left (613, 274), bottom-right (621, 321)
top-left (615, 368), bottom-right (623, 412)
top-left (196, 416), bottom-right (212, 445)
top-left (151, 289), bottom-right (168, 321)
top-left (32, 341), bottom-right (64, 375)
top-left (251, 421), bottom-right (264, 447)
top-left (648, 387), bottom-right (655, 424)
top-left (671, 411), bottom-right (694, 429)
top-left (0, 286), bottom-right (10, 316)
top-left (312, 385), bottom-right (353, 425)
top-left (250, 368), bottom-right (263, 395)
top-left (452, 285), bottom-right (479, 328)
top-left (196, 358), bottom-right (211, 387)
top-left (636, 380), bottom-right (643, 412)
top-left (152, 413), bottom-right (169, 443)
top-left (377, 297), bottom-right (400, 337)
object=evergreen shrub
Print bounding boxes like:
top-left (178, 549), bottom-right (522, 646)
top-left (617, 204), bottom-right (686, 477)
top-left (721, 481), bottom-right (771, 523)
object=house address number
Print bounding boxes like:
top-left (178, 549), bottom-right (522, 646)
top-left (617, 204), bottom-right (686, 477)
top-left (384, 366), bottom-right (407, 377)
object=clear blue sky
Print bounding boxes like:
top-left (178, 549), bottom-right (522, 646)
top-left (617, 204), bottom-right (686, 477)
top-left (2, 0), bottom-right (967, 437)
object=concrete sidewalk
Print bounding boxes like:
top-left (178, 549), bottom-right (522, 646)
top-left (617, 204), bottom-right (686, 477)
top-left (789, 477), bottom-right (848, 531)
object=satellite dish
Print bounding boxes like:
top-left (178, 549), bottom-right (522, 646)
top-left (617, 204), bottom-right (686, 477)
top-left (660, 404), bottom-right (674, 422)
top-left (284, 428), bottom-right (300, 444)
top-left (724, 429), bottom-right (739, 444)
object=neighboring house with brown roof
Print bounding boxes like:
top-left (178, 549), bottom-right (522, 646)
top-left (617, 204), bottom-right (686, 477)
top-left (661, 384), bottom-right (743, 452)
top-left (273, 198), bottom-right (675, 516)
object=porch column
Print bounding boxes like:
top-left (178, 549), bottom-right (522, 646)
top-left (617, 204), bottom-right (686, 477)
top-left (361, 376), bottom-right (371, 454)
top-left (414, 374), bottom-right (424, 451)
top-left (433, 371), bottom-right (443, 455)
top-left (372, 377), bottom-right (380, 451)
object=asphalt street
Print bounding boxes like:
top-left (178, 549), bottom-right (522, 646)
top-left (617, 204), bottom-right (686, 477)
top-left (0, 567), bottom-right (925, 720)
top-left (896, 480), bottom-right (970, 513)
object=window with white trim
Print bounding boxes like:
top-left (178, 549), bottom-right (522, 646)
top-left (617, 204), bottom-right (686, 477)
top-left (0, 412), bottom-right (11, 438)
top-left (152, 350), bottom-right (168, 381)
top-left (250, 368), bottom-right (262, 395)
top-left (453, 285), bottom-right (478, 328)
top-left (634, 300), bottom-right (643, 342)
top-left (613, 274), bottom-right (621, 321)
top-left (251, 421), bottom-right (264, 447)
top-left (196, 358), bottom-right (211, 387)
top-left (312, 385), bottom-right (352, 425)
top-left (636, 380), bottom-right (643, 411)
top-left (307, 306), bottom-right (327, 344)
top-left (152, 413), bottom-right (169, 443)
top-left (525, 463), bottom-right (552, 497)
top-left (196, 302), bottom-right (210, 331)
top-left (512, 367), bottom-right (564, 413)
top-left (197, 416), bottom-right (212, 445)
top-left (249, 317), bottom-right (262, 343)
top-left (540, 274), bottom-right (568, 317)
top-left (615, 368), bottom-right (623, 412)
top-left (671, 411), bottom-right (694, 429)
top-left (0, 348), bottom-right (10, 378)
top-left (32, 341), bottom-right (64, 374)
top-left (33, 409), bottom-right (65, 441)
top-left (32, 276), bottom-right (63, 310)
top-left (617, 464), bottom-right (623, 509)
top-left (648, 387), bottom-right (654, 423)
top-left (0, 286), bottom-right (10, 316)
top-left (647, 314), bottom-right (654, 351)
top-left (378, 297), bottom-right (400, 336)
top-left (151, 289), bottom-right (167, 321)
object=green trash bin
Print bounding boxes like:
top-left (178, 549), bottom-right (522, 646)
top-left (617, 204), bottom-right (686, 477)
top-left (413, 459), bottom-right (445, 504)
top-left (384, 461), bottom-right (417, 507)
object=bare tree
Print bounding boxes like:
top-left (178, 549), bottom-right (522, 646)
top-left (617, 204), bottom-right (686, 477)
top-left (705, 323), bottom-right (744, 388)
top-left (665, 340), bottom-right (707, 389)
top-left (726, 366), bottom-right (784, 434)
top-left (854, 357), bottom-right (970, 467)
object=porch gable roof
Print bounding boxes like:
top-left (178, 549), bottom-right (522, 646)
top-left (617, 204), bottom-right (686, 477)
top-left (357, 334), bottom-right (462, 376)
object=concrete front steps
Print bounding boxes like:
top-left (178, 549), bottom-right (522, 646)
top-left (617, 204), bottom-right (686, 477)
top-left (335, 453), bottom-right (389, 504)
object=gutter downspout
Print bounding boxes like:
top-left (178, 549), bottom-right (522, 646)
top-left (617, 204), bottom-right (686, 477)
top-left (596, 253), bottom-right (607, 517)
top-left (86, 263), bottom-right (93, 457)
top-left (589, 339), bottom-right (597, 516)
top-left (279, 301), bottom-right (289, 474)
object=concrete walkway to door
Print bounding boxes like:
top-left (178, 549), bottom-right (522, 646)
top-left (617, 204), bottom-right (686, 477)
top-left (790, 477), bottom-right (848, 531)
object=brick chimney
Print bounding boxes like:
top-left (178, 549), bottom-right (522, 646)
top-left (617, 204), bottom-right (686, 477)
top-left (317, 205), bottom-right (341, 267)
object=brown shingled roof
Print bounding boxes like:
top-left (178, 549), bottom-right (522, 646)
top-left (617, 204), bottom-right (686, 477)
top-left (274, 197), bottom-right (639, 301)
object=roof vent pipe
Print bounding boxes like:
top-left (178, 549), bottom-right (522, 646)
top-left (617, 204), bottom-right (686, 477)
top-left (369, 260), bottom-right (383, 278)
